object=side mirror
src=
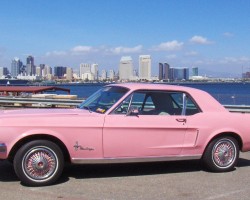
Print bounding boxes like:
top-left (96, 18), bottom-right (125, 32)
top-left (127, 107), bottom-right (139, 116)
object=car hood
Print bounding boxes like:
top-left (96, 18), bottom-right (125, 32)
top-left (0, 108), bottom-right (105, 130)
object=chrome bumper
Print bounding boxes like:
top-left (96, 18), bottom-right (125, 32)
top-left (0, 143), bottom-right (7, 159)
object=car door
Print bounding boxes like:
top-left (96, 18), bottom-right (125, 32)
top-left (103, 90), bottom-right (188, 158)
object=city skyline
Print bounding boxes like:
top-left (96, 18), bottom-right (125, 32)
top-left (0, 0), bottom-right (250, 77)
top-left (5, 54), bottom-right (200, 82)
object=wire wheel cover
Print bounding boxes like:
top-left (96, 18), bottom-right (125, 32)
top-left (212, 139), bottom-right (236, 168)
top-left (22, 147), bottom-right (58, 181)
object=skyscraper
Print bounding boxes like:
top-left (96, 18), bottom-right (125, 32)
top-left (42, 65), bottom-right (52, 77)
top-left (119, 56), bottom-right (133, 80)
top-left (26, 55), bottom-right (35, 76)
top-left (192, 67), bottom-right (199, 76)
top-left (11, 58), bottom-right (23, 77)
top-left (36, 66), bottom-right (41, 76)
top-left (79, 63), bottom-right (98, 80)
top-left (109, 69), bottom-right (115, 80)
top-left (101, 69), bottom-right (107, 80)
top-left (169, 67), bottom-right (189, 81)
top-left (39, 64), bottom-right (45, 76)
top-left (139, 55), bottom-right (151, 80)
top-left (79, 63), bottom-right (91, 79)
top-left (66, 67), bottom-right (73, 81)
top-left (159, 63), bottom-right (170, 80)
top-left (54, 66), bottom-right (67, 78)
top-left (91, 64), bottom-right (98, 80)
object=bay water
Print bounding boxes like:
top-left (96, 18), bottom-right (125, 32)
top-left (54, 82), bottom-right (250, 105)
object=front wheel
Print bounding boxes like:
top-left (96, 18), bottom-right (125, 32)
top-left (203, 136), bottom-right (239, 172)
top-left (14, 140), bottom-right (64, 186)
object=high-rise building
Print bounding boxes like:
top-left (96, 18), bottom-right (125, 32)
top-left (119, 56), bottom-right (133, 80)
top-left (80, 63), bottom-right (91, 79)
top-left (66, 67), bottom-right (73, 81)
top-left (183, 68), bottom-right (189, 80)
top-left (3, 67), bottom-right (9, 76)
top-left (139, 55), bottom-right (151, 80)
top-left (159, 63), bottom-right (170, 80)
top-left (11, 57), bottom-right (23, 77)
top-left (169, 67), bottom-right (189, 81)
top-left (39, 64), bottom-right (45, 76)
top-left (192, 67), bottom-right (199, 76)
top-left (159, 63), bottom-right (163, 80)
top-left (54, 66), bottom-right (67, 78)
top-left (36, 66), bottom-right (41, 76)
top-left (42, 65), bottom-right (52, 78)
top-left (109, 70), bottom-right (115, 80)
top-left (101, 69), bottom-right (107, 80)
top-left (80, 63), bottom-right (91, 74)
top-left (79, 63), bottom-right (99, 80)
top-left (91, 64), bottom-right (99, 80)
top-left (26, 55), bottom-right (35, 76)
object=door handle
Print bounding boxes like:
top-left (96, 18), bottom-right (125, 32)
top-left (176, 118), bottom-right (186, 123)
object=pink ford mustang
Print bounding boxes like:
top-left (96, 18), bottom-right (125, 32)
top-left (1, 83), bottom-right (250, 186)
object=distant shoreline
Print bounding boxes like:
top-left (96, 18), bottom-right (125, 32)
top-left (29, 81), bottom-right (250, 87)
top-left (1, 79), bottom-right (250, 87)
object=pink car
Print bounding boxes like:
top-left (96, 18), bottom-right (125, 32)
top-left (1, 83), bottom-right (250, 186)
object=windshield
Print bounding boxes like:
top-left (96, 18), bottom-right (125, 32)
top-left (79, 86), bottom-right (129, 113)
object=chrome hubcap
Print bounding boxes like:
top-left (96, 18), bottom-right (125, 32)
top-left (212, 139), bottom-right (236, 168)
top-left (22, 147), bottom-right (58, 181)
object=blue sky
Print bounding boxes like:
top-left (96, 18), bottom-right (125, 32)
top-left (0, 0), bottom-right (250, 77)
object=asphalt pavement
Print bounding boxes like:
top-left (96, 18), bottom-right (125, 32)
top-left (1, 152), bottom-right (250, 200)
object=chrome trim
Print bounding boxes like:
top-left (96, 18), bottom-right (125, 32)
top-left (71, 155), bottom-right (202, 164)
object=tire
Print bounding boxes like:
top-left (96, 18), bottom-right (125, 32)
top-left (13, 140), bottom-right (64, 186)
top-left (203, 136), bottom-right (239, 172)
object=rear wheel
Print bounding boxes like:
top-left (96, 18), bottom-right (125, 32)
top-left (14, 140), bottom-right (64, 186)
top-left (203, 136), bottom-right (239, 172)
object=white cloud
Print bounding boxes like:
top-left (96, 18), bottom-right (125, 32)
top-left (223, 32), bottom-right (234, 37)
top-left (70, 45), bottom-right (96, 55)
top-left (110, 45), bottom-right (143, 54)
top-left (153, 40), bottom-right (184, 51)
top-left (189, 35), bottom-right (213, 45)
top-left (45, 51), bottom-right (67, 56)
top-left (45, 45), bottom-right (99, 57)
top-left (220, 56), bottom-right (250, 64)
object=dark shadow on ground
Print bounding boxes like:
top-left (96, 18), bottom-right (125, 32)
top-left (0, 161), bottom-right (19, 182)
top-left (63, 160), bottom-right (203, 180)
top-left (0, 161), bottom-right (18, 182)
top-left (237, 157), bottom-right (250, 168)
top-left (60, 156), bottom-right (250, 181)
top-left (0, 160), bottom-right (69, 186)
top-left (1, 157), bottom-right (250, 185)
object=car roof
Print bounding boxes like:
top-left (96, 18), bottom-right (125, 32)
top-left (107, 83), bottom-right (227, 113)
top-left (109, 83), bottom-right (199, 92)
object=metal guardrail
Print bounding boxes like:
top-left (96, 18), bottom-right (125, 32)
top-left (0, 97), bottom-right (83, 108)
top-left (0, 97), bottom-right (250, 112)
top-left (224, 105), bottom-right (250, 113)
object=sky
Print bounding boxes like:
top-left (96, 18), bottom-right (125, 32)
top-left (0, 0), bottom-right (250, 77)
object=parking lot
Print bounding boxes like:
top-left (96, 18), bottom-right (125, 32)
top-left (1, 152), bottom-right (250, 200)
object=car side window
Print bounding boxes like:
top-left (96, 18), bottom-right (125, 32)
top-left (112, 92), bottom-right (154, 115)
top-left (170, 93), bottom-right (200, 115)
top-left (112, 90), bottom-right (200, 116)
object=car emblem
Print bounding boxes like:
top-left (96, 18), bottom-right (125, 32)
top-left (74, 141), bottom-right (94, 151)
